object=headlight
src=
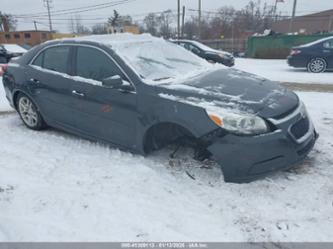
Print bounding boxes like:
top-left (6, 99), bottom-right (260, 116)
top-left (219, 53), bottom-right (227, 58)
top-left (219, 53), bottom-right (232, 59)
top-left (209, 113), bottom-right (269, 135)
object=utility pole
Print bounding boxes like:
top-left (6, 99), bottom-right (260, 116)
top-left (198, 0), bottom-right (202, 40)
top-left (177, 0), bottom-right (181, 39)
top-left (181, 6), bottom-right (185, 38)
top-left (289, 0), bottom-right (297, 33)
top-left (34, 20), bottom-right (38, 31)
top-left (274, 0), bottom-right (278, 21)
top-left (44, 0), bottom-right (53, 32)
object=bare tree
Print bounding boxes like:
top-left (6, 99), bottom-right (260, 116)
top-left (0, 12), bottom-right (17, 31)
top-left (143, 13), bottom-right (159, 36)
top-left (69, 15), bottom-right (91, 34)
top-left (92, 24), bottom-right (107, 34)
top-left (68, 16), bottom-right (75, 34)
top-left (180, 0), bottom-right (277, 40)
top-left (159, 10), bottom-right (174, 38)
top-left (182, 18), bottom-right (198, 39)
top-left (108, 10), bottom-right (132, 27)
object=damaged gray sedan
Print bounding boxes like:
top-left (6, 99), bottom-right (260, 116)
top-left (2, 34), bottom-right (318, 183)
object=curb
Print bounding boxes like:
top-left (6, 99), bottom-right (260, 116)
top-left (281, 82), bottom-right (333, 92)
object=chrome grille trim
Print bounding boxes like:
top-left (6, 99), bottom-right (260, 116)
top-left (268, 102), bottom-right (315, 144)
top-left (268, 102), bottom-right (302, 125)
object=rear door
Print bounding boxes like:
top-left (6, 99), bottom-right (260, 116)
top-left (27, 45), bottom-right (77, 128)
top-left (69, 45), bottom-right (138, 149)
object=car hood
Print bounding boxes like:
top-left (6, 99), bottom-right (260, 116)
top-left (206, 49), bottom-right (233, 57)
top-left (155, 68), bottom-right (299, 119)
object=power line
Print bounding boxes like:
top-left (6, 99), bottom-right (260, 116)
top-left (13, 0), bottom-right (137, 18)
top-left (14, 9), bottom-right (177, 21)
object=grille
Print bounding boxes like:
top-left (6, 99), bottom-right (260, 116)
top-left (290, 117), bottom-right (310, 139)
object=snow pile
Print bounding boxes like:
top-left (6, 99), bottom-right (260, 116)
top-left (2, 44), bottom-right (27, 54)
top-left (235, 58), bottom-right (333, 85)
top-left (0, 92), bottom-right (333, 241)
top-left (0, 77), bottom-right (13, 112)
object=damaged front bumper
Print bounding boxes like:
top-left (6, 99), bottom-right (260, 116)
top-left (206, 102), bottom-right (319, 183)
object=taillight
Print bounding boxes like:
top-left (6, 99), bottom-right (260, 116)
top-left (290, 50), bottom-right (301, 56)
top-left (0, 64), bottom-right (8, 76)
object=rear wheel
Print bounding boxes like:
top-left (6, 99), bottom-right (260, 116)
top-left (16, 94), bottom-right (46, 130)
top-left (307, 58), bottom-right (327, 73)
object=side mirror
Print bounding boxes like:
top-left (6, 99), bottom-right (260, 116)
top-left (102, 75), bottom-right (123, 88)
top-left (102, 75), bottom-right (135, 92)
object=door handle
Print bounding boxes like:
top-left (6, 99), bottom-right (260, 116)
top-left (72, 90), bottom-right (85, 97)
top-left (29, 78), bottom-right (40, 84)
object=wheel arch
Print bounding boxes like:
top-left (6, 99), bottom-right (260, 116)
top-left (141, 121), bottom-right (199, 154)
top-left (12, 89), bottom-right (42, 113)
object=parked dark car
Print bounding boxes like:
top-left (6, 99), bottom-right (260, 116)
top-left (287, 36), bottom-right (333, 73)
top-left (2, 34), bottom-right (318, 183)
top-left (0, 44), bottom-right (27, 63)
top-left (0, 45), bottom-right (8, 63)
top-left (173, 40), bottom-right (235, 67)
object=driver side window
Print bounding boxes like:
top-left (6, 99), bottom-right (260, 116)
top-left (188, 44), bottom-right (201, 54)
top-left (76, 46), bottom-right (123, 82)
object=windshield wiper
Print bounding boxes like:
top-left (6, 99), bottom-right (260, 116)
top-left (153, 77), bottom-right (172, 81)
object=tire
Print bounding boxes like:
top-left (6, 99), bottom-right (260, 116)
top-left (16, 93), bottom-right (46, 130)
top-left (307, 58), bottom-right (327, 73)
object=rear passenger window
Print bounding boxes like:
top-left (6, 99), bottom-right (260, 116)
top-left (32, 46), bottom-right (70, 74)
top-left (32, 52), bottom-right (43, 67)
top-left (43, 46), bottom-right (70, 73)
top-left (76, 46), bottom-right (121, 81)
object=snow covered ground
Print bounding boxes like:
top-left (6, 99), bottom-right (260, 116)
top-left (0, 91), bottom-right (332, 241)
top-left (235, 58), bottom-right (333, 85)
top-left (0, 77), bottom-right (12, 112)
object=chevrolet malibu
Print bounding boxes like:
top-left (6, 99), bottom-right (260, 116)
top-left (1, 34), bottom-right (318, 183)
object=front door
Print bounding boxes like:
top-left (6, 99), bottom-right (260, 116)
top-left (69, 45), bottom-right (138, 150)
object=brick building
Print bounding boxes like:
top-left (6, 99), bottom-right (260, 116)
top-left (0, 30), bottom-right (53, 46)
top-left (272, 9), bottom-right (333, 34)
top-left (0, 30), bottom-right (78, 47)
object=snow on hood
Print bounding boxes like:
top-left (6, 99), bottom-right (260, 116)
top-left (2, 44), bottom-right (27, 54)
top-left (157, 68), bottom-right (299, 119)
top-left (70, 33), bottom-right (226, 83)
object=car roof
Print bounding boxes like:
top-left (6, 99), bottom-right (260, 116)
top-left (174, 40), bottom-right (196, 43)
top-left (300, 36), bottom-right (333, 48)
top-left (47, 33), bottom-right (161, 48)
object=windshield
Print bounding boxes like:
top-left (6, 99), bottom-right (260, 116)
top-left (110, 38), bottom-right (214, 83)
top-left (189, 40), bottom-right (217, 53)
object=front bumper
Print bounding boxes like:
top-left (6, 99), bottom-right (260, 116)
top-left (221, 57), bottom-right (235, 67)
top-left (207, 102), bottom-right (318, 183)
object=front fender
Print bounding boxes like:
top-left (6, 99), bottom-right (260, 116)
top-left (135, 96), bottom-right (219, 154)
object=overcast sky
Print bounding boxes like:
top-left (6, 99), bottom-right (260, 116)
top-left (2, 0), bottom-right (333, 32)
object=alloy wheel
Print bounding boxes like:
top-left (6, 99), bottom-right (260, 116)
top-left (18, 96), bottom-right (39, 128)
top-left (308, 58), bottom-right (327, 73)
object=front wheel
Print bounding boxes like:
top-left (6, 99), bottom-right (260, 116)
top-left (307, 58), bottom-right (327, 73)
top-left (16, 94), bottom-right (46, 130)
